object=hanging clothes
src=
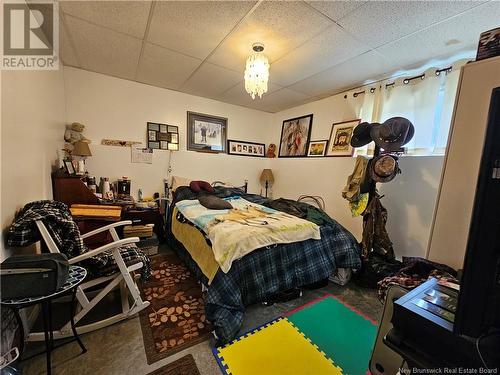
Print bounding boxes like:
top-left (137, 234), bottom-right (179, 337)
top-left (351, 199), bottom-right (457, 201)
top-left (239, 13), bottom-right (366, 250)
top-left (361, 193), bottom-right (394, 260)
top-left (342, 155), bottom-right (370, 202)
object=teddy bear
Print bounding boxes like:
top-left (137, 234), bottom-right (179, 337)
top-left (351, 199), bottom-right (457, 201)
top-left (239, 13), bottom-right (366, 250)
top-left (64, 122), bottom-right (90, 144)
top-left (266, 143), bottom-right (277, 158)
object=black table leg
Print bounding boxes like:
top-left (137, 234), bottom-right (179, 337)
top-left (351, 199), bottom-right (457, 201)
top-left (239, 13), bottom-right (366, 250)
top-left (41, 301), bottom-right (52, 375)
top-left (47, 299), bottom-right (54, 350)
top-left (70, 287), bottom-right (86, 354)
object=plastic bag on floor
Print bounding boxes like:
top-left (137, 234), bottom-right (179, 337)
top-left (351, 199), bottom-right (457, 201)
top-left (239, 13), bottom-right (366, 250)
top-left (329, 268), bottom-right (352, 286)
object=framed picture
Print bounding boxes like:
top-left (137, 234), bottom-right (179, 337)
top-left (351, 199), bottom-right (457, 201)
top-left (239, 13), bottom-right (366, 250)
top-left (326, 119), bottom-right (361, 157)
top-left (278, 114), bottom-right (313, 157)
top-left (147, 122), bottom-right (179, 150)
top-left (187, 111), bottom-right (227, 153)
top-left (227, 139), bottom-right (265, 157)
top-left (64, 160), bottom-right (75, 175)
top-left (307, 140), bottom-right (328, 157)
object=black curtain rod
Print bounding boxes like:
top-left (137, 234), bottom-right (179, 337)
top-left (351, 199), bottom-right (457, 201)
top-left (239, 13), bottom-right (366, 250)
top-left (343, 64), bottom-right (455, 97)
top-left (403, 73), bottom-right (425, 84)
top-left (435, 66), bottom-right (452, 76)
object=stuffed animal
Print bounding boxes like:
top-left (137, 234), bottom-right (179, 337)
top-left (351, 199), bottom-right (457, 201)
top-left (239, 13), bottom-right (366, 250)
top-left (64, 122), bottom-right (90, 144)
top-left (266, 143), bottom-right (277, 158)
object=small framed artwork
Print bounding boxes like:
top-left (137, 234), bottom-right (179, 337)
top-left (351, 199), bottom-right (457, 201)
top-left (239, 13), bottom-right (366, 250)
top-left (227, 140), bottom-right (265, 157)
top-left (307, 140), bottom-right (328, 157)
top-left (187, 111), bottom-right (227, 153)
top-left (326, 119), bottom-right (361, 157)
top-left (64, 160), bottom-right (75, 175)
top-left (278, 114), bottom-right (313, 157)
top-left (147, 122), bottom-right (179, 151)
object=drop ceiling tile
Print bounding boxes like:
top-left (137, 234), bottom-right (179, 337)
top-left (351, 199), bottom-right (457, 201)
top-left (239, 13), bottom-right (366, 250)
top-left (217, 80), bottom-right (283, 109)
top-left (376, 1), bottom-right (500, 69)
top-left (288, 51), bottom-right (398, 97)
top-left (136, 43), bottom-right (202, 90)
top-left (148, 1), bottom-right (257, 60)
top-left (306, 1), bottom-right (367, 21)
top-left (60, 1), bottom-right (151, 39)
top-left (270, 24), bottom-right (369, 86)
top-left (59, 19), bottom-right (79, 67)
top-left (339, 1), bottom-right (485, 48)
top-left (244, 88), bottom-right (310, 113)
top-left (64, 15), bottom-right (142, 80)
top-left (181, 63), bottom-right (244, 97)
top-left (208, 0), bottom-right (333, 72)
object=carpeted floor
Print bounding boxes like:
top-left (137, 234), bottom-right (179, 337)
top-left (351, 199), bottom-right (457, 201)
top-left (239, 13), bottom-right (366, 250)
top-left (139, 254), bottom-right (211, 364)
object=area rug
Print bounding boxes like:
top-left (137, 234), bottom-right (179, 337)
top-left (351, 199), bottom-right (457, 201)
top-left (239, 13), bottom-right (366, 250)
top-left (213, 294), bottom-right (377, 375)
top-left (139, 254), bottom-right (211, 364)
top-left (146, 354), bottom-right (201, 375)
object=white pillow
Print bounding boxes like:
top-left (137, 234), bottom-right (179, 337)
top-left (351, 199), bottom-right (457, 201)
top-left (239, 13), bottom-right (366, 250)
top-left (170, 175), bottom-right (192, 192)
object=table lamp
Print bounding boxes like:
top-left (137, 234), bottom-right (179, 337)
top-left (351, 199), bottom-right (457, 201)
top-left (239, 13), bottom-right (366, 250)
top-left (72, 141), bottom-right (92, 175)
top-left (260, 169), bottom-right (274, 198)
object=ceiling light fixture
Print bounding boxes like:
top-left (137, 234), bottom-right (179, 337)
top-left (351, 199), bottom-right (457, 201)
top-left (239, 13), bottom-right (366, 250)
top-left (244, 43), bottom-right (270, 100)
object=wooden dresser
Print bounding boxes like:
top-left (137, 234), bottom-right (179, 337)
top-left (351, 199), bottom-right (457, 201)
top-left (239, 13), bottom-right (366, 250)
top-left (52, 173), bottom-right (100, 207)
top-left (52, 172), bottom-right (116, 246)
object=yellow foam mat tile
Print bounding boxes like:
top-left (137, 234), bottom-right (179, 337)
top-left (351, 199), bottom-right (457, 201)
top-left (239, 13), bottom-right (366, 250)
top-left (217, 319), bottom-right (342, 375)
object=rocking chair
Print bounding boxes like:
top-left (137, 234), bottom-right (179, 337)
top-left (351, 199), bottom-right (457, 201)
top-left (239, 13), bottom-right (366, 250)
top-left (27, 220), bottom-right (150, 341)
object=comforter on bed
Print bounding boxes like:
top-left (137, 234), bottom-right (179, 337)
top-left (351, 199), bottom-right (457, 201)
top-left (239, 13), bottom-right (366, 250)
top-left (168, 186), bottom-right (361, 344)
top-left (175, 197), bottom-right (321, 273)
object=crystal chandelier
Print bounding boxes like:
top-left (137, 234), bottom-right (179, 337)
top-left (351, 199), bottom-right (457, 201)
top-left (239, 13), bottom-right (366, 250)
top-left (244, 43), bottom-right (270, 100)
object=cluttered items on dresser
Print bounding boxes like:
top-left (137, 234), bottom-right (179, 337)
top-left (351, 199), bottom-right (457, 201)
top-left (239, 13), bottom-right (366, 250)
top-left (53, 173), bottom-right (135, 206)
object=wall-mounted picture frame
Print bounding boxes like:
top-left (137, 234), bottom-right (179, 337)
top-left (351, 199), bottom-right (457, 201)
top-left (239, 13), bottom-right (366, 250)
top-left (64, 160), bottom-right (76, 175)
top-left (278, 114), bottom-right (313, 158)
top-left (227, 139), bottom-right (265, 157)
top-left (326, 119), bottom-right (361, 157)
top-left (147, 122), bottom-right (179, 151)
top-left (187, 111), bottom-right (227, 153)
top-left (307, 140), bottom-right (328, 157)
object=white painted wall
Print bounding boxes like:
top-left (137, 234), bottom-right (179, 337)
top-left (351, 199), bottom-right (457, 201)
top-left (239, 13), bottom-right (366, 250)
top-left (1, 65), bottom-right (447, 263)
top-left (269, 93), bottom-right (445, 259)
top-left (63, 67), bottom-right (272, 197)
top-left (1, 69), bottom-right (66, 260)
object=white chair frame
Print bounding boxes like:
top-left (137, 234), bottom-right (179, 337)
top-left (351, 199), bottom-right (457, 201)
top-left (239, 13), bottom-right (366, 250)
top-left (28, 220), bottom-right (150, 341)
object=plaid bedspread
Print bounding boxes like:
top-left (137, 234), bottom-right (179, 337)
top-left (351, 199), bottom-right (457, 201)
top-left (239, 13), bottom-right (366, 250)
top-left (169, 187), bottom-right (361, 343)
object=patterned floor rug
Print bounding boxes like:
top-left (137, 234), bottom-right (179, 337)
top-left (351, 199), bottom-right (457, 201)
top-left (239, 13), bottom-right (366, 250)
top-left (213, 294), bottom-right (378, 375)
top-left (146, 354), bottom-right (201, 375)
top-left (139, 254), bottom-right (211, 364)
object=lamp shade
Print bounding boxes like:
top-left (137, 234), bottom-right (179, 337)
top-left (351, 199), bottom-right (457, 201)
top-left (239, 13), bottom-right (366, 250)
top-left (72, 141), bottom-right (92, 156)
top-left (260, 169), bottom-right (274, 185)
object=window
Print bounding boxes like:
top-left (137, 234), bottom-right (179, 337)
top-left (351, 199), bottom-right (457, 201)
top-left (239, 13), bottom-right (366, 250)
top-left (352, 60), bottom-right (466, 156)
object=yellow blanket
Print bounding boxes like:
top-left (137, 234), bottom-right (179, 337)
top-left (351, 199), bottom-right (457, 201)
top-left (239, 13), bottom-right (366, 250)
top-left (171, 208), bottom-right (219, 284)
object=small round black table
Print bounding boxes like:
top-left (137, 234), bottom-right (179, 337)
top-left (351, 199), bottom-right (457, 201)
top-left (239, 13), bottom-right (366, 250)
top-left (1, 265), bottom-right (87, 375)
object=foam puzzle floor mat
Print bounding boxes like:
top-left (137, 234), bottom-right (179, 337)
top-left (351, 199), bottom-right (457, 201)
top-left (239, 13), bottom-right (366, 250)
top-left (213, 295), bottom-right (378, 375)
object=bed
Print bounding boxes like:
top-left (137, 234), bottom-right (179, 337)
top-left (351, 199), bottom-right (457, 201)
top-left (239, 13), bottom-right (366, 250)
top-left (166, 185), bottom-right (361, 344)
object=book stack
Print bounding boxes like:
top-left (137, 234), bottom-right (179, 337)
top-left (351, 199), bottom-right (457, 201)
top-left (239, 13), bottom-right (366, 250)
top-left (123, 224), bottom-right (154, 238)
